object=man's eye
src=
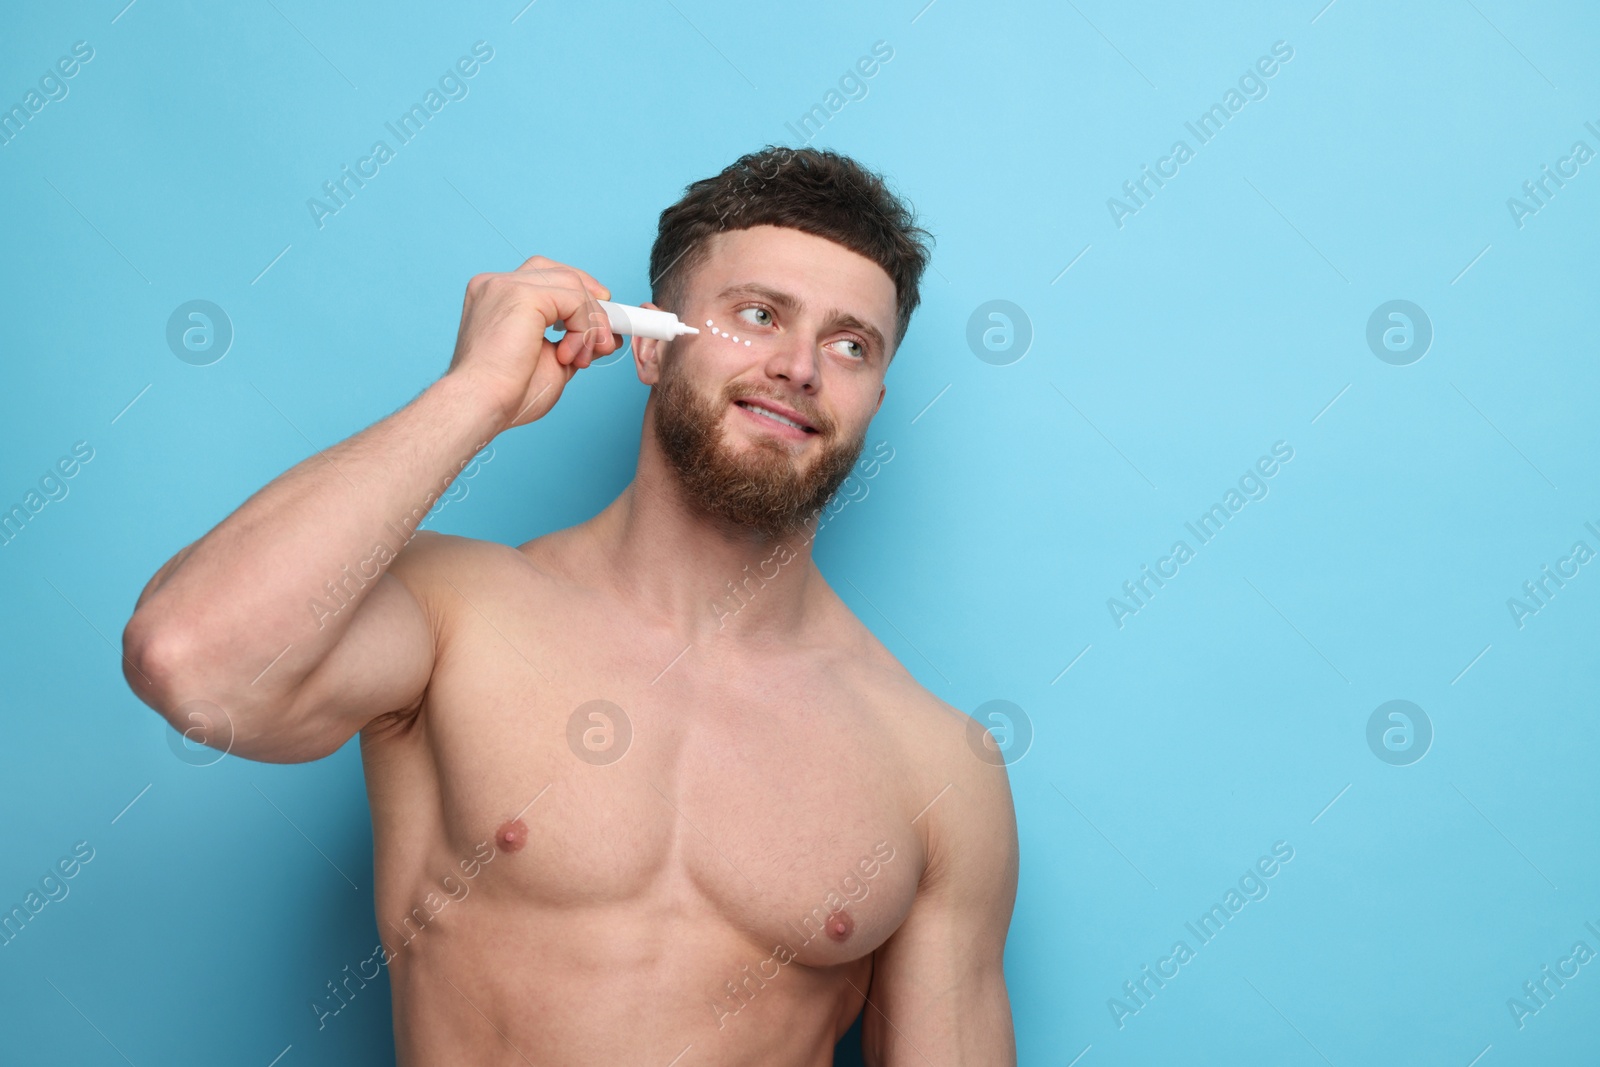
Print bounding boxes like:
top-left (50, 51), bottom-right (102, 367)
top-left (831, 338), bottom-right (866, 360)
top-left (737, 306), bottom-right (772, 327)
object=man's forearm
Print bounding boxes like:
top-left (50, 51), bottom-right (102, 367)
top-left (124, 372), bottom-right (504, 708)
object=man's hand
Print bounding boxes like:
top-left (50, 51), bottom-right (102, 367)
top-left (446, 255), bottom-right (626, 430)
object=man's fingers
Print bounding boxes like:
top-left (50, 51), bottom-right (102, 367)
top-left (512, 255), bottom-right (610, 300)
top-left (509, 265), bottom-right (616, 357)
top-left (576, 302), bottom-right (618, 351)
top-left (489, 257), bottom-right (619, 367)
top-left (575, 317), bottom-right (629, 365)
top-left (554, 307), bottom-right (608, 365)
top-left (578, 322), bottom-right (628, 367)
top-left (559, 333), bottom-right (598, 367)
top-left (549, 297), bottom-right (615, 364)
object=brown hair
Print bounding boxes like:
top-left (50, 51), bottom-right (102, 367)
top-left (648, 145), bottom-right (934, 351)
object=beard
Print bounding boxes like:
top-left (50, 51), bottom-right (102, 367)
top-left (651, 345), bottom-right (868, 540)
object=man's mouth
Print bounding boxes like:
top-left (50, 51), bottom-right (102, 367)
top-left (733, 399), bottom-right (818, 435)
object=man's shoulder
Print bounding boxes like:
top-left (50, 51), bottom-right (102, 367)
top-left (896, 680), bottom-right (1016, 805)
top-left (823, 605), bottom-right (1013, 809)
top-left (389, 529), bottom-right (538, 572)
top-left (387, 529), bottom-right (560, 606)
top-left (881, 678), bottom-right (1019, 900)
top-left (839, 648), bottom-right (1017, 902)
top-left (823, 596), bottom-right (982, 755)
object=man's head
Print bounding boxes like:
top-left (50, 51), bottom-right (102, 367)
top-left (633, 147), bottom-right (933, 540)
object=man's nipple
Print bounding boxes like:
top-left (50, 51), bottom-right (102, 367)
top-left (825, 910), bottom-right (854, 942)
top-left (495, 817), bottom-right (529, 854)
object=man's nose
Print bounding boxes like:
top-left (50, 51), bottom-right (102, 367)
top-left (766, 333), bottom-right (821, 390)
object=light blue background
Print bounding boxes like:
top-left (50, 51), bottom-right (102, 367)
top-left (3, 1), bottom-right (1597, 1064)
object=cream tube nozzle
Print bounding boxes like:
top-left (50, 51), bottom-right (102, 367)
top-left (594, 299), bottom-right (699, 342)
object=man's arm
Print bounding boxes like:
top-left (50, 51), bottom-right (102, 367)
top-left (120, 257), bottom-right (620, 763)
top-left (863, 726), bottom-right (1021, 1066)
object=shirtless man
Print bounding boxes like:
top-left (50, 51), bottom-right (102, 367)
top-left (121, 146), bottom-right (1019, 1066)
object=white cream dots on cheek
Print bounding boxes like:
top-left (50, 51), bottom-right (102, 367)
top-left (705, 318), bottom-right (752, 346)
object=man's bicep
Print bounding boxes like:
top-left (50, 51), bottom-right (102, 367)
top-left (864, 760), bottom-right (1020, 1066)
top-left (256, 563), bottom-right (437, 763)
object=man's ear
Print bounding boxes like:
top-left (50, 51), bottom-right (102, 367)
top-left (634, 300), bottom-right (665, 385)
top-left (873, 383), bottom-right (886, 416)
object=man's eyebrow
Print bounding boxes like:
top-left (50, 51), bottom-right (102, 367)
top-left (715, 283), bottom-right (888, 358)
top-left (716, 283), bottom-right (796, 311)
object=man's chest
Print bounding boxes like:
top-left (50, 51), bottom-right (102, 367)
top-left (408, 615), bottom-right (926, 966)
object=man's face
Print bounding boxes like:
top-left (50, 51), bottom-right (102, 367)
top-left (640, 225), bottom-right (897, 540)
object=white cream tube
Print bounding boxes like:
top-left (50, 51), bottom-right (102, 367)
top-left (594, 299), bottom-right (700, 341)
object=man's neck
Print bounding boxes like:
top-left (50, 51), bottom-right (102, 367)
top-left (583, 445), bottom-right (825, 647)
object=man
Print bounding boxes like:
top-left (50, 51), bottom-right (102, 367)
top-left (122, 145), bottom-right (1019, 1065)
